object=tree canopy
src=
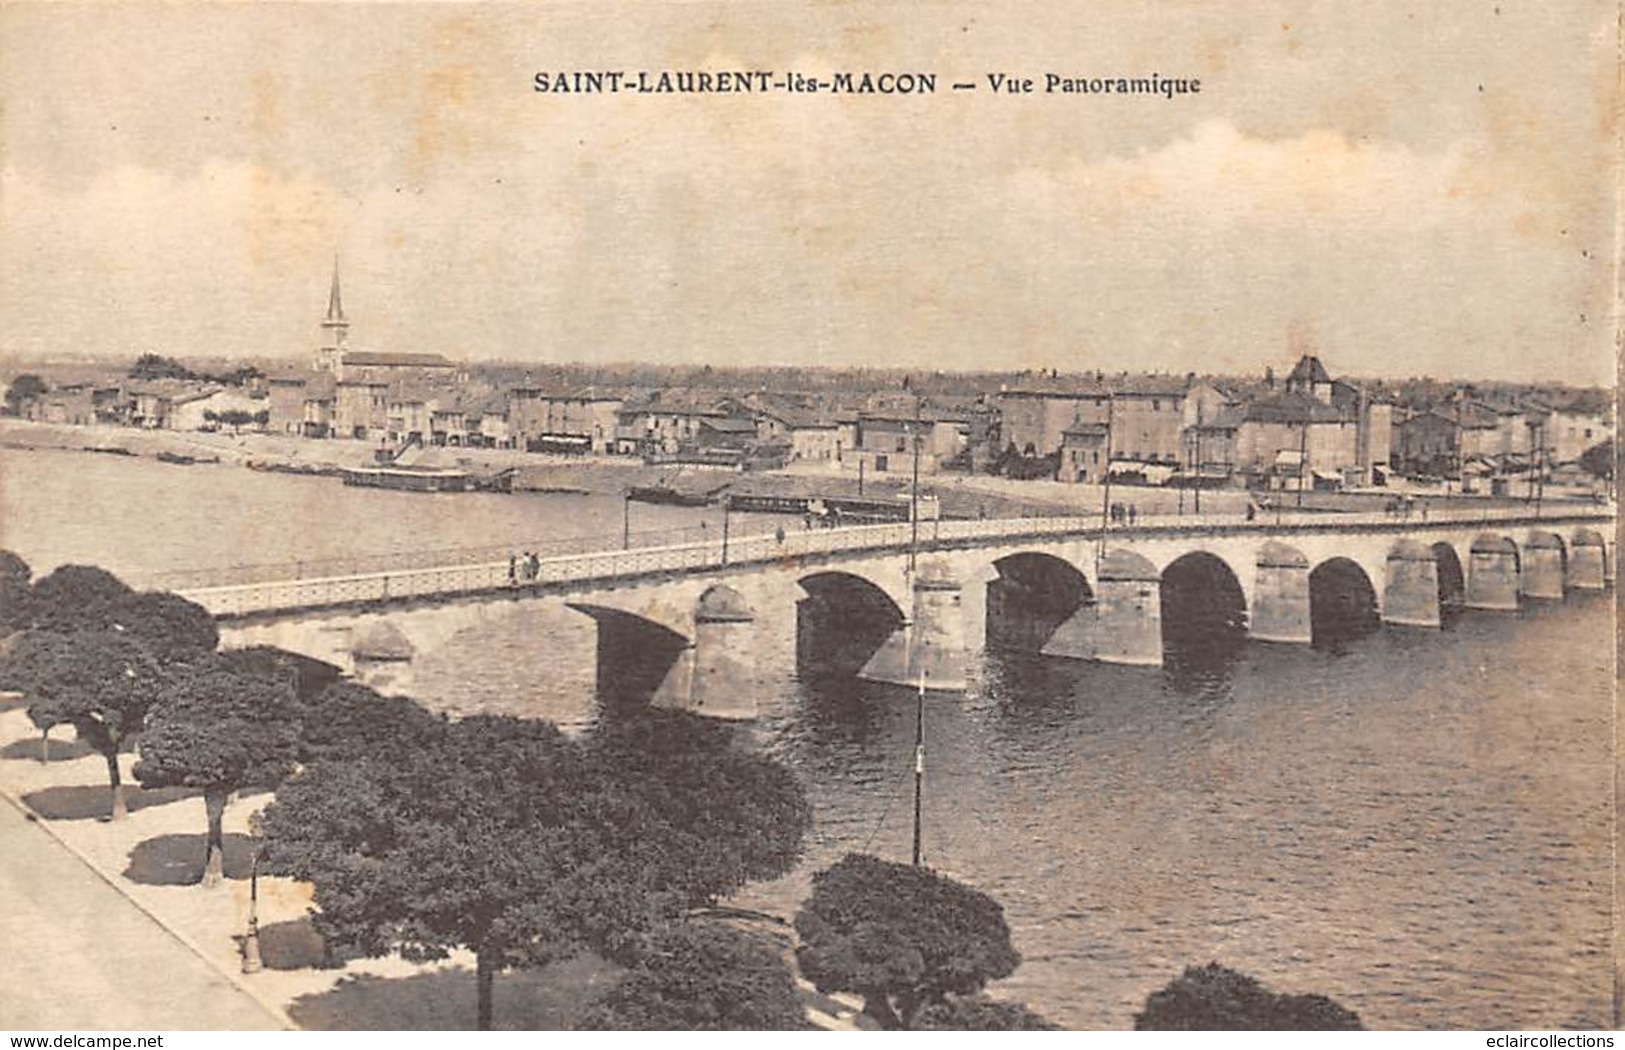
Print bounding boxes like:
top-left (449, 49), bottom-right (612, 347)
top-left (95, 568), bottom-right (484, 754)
top-left (259, 711), bottom-right (810, 1030)
top-left (0, 561), bottom-right (218, 815)
top-left (913, 995), bottom-right (1060, 1031)
top-left (575, 921), bottom-right (807, 1031)
top-left (1134, 963), bottom-right (1363, 1031)
top-left (794, 853), bottom-right (1022, 1029)
top-left (14, 564), bottom-right (217, 657)
top-left (3, 373), bottom-right (48, 415)
top-left (582, 712), bottom-right (812, 920)
top-left (134, 652), bottom-right (303, 884)
top-left (292, 678), bottom-right (442, 766)
top-left (0, 550), bottom-right (32, 633)
top-left (0, 629), bottom-right (169, 818)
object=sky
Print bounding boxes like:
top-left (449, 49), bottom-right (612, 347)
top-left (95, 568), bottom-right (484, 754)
top-left (0, 2), bottom-right (1617, 385)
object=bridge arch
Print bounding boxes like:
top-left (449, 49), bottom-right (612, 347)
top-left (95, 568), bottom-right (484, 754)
top-left (1431, 541), bottom-right (1465, 610)
top-left (1310, 557), bottom-right (1380, 645)
top-left (1160, 550), bottom-right (1247, 651)
top-left (985, 552), bottom-right (1092, 654)
top-left (796, 570), bottom-right (907, 680)
top-left (566, 603), bottom-right (692, 703)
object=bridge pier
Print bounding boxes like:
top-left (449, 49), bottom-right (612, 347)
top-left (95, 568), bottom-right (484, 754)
top-left (1569, 532), bottom-right (1606, 591)
top-left (1467, 536), bottom-right (1520, 611)
top-left (1249, 543), bottom-right (1312, 644)
top-left (1041, 550), bottom-right (1162, 667)
top-left (1520, 534), bottom-right (1565, 600)
top-left (673, 588), bottom-right (760, 720)
top-left (860, 561), bottom-right (968, 691)
top-left (1383, 541), bottom-right (1441, 628)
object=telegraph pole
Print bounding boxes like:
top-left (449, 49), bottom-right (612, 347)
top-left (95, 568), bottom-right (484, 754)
top-left (911, 669), bottom-right (926, 868)
top-left (1296, 418), bottom-right (1309, 509)
top-left (1194, 400), bottom-right (1203, 515)
top-left (1534, 420), bottom-right (1545, 517)
top-left (1098, 392), bottom-right (1115, 566)
top-left (909, 401), bottom-right (922, 575)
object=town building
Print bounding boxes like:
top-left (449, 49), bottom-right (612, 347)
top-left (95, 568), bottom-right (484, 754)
top-left (509, 387), bottom-right (624, 454)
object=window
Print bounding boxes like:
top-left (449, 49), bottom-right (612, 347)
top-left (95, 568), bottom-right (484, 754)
top-left (895, 436), bottom-right (906, 452)
top-left (1152, 400), bottom-right (1161, 411)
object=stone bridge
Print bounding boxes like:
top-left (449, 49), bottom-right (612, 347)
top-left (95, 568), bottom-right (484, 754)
top-left (193, 507), bottom-right (1614, 720)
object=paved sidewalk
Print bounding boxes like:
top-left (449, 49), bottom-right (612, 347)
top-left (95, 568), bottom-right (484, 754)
top-left (0, 801), bottom-right (283, 1030)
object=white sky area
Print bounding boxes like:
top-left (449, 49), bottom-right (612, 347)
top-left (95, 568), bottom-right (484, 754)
top-left (0, 2), bottom-right (1616, 385)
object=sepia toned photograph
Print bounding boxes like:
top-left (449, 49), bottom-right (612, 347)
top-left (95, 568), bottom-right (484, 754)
top-left (0, 0), bottom-right (1617, 1034)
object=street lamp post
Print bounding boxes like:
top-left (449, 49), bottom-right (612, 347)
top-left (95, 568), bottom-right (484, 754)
top-left (622, 490), bottom-right (631, 550)
top-left (720, 495), bottom-right (731, 566)
top-left (242, 849), bottom-right (262, 974)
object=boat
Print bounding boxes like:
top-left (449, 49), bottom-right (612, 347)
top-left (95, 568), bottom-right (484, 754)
top-left (340, 465), bottom-right (475, 493)
top-left (156, 450), bottom-right (219, 466)
top-left (626, 484), bottom-right (714, 507)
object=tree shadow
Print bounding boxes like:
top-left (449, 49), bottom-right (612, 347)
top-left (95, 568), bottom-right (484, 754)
top-left (1, 736), bottom-right (93, 761)
top-left (288, 954), bottom-right (617, 1030)
top-left (23, 784), bottom-right (201, 820)
top-left (233, 917), bottom-right (355, 971)
top-left (123, 832), bottom-right (258, 885)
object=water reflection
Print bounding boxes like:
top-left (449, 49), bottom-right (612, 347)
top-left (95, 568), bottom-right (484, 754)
top-left (736, 597), bottom-right (1612, 1029)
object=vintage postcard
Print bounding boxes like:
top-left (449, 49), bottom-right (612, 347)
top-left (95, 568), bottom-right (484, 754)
top-left (0, 1), bottom-right (1617, 1035)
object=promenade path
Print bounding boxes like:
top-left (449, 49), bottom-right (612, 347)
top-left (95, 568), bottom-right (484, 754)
top-left (0, 800), bottom-right (283, 1030)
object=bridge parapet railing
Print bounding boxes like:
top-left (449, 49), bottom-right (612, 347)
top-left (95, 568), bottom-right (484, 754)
top-left (179, 502), bottom-right (1613, 616)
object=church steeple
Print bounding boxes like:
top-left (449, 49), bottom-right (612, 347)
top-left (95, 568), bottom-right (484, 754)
top-left (325, 254), bottom-right (346, 324)
top-left (314, 253), bottom-right (350, 374)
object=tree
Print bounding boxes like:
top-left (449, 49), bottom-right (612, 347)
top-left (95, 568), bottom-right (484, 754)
top-left (213, 409), bottom-right (260, 434)
top-left (575, 922), bottom-right (807, 1031)
top-left (4, 373), bottom-right (48, 416)
top-left (260, 712), bottom-right (810, 1030)
top-left (1, 562), bottom-right (215, 787)
top-left (0, 631), bottom-right (168, 819)
top-left (1134, 963), bottom-right (1363, 1031)
top-left (22, 564), bottom-right (134, 634)
top-left (18, 566), bottom-right (216, 657)
top-left (293, 678), bottom-right (442, 765)
top-left (0, 550), bottom-right (32, 635)
top-left (914, 996), bottom-right (1060, 1031)
top-left (134, 652), bottom-right (303, 884)
top-left (129, 353), bottom-right (195, 381)
top-left (794, 853), bottom-right (1021, 1029)
top-left (1578, 439), bottom-right (1614, 481)
top-left (582, 712), bottom-right (812, 921)
top-left (261, 716), bottom-right (601, 1030)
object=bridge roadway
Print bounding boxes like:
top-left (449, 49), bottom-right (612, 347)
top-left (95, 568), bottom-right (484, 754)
top-left (178, 504), bottom-right (1610, 620)
top-left (194, 503), bottom-right (1613, 717)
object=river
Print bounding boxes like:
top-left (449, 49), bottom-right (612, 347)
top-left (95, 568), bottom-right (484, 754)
top-left (0, 446), bottom-right (1613, 1029)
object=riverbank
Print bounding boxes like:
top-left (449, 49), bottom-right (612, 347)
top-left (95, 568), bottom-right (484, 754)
top-left (1, 418), bottom-right (1590, 523)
